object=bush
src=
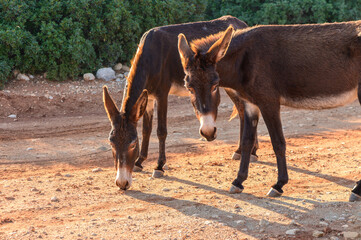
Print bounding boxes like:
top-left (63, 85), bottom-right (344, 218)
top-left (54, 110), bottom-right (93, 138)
top-left (0, 0), bottom-right (206, 87)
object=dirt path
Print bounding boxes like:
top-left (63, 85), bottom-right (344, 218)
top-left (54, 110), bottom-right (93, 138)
top-left (0, 80), bottom-right (361, 239)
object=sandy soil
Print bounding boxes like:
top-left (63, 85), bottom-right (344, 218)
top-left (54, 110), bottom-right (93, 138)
top-left (0, 78), bottom-right (361, 240)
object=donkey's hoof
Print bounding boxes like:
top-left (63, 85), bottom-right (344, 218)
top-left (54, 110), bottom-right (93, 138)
top-left (250, 154), bottom-right (258, 162)
top-left (231, 152), bottom-right (241, 160)
top-left (133, 165), bottom-right (143, 172)
top-left (152, 170), bottom-right (164, 178)
top-left (229, 184), bottom-right (243, 194)
top-left (267, 187), bottom-right (283, 197)
top-left (349, 192), bottom-right (361, 202)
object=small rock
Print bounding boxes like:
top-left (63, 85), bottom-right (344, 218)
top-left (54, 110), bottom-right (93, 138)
top-left (8, 114), bottom-right (17, 119)
top-left (28, 226), bottom-right (35, 232)
top-left (124, 71), bottom-right (129, 77)
top-left (115, 78), bottom-right (122, 82)
top-left (330, 237), bottom-right (340, 240)
top-left (55, 188), bottom-right (61, 192)
top-left (122, 65), bottom-right (130, 72)
top-left (106, 219), bottom-right (116, 222)
top-left (342, 232), bottom-right (359, 239)
top-left (312, 230), bottom-right (324, 238)
top-left (92, 168), bottom-right (102, 173)
top-left (64, 174), bottom-right (73, 177)
top-left (98, 146), bottom-right (108, 151)
top-left (96, 68), bottom-right (116, 81)
top-left (162, 188), bottom-right (170, 192)
top-left (13, 69), bottom-right (20, 77)
top-left (31, 188), bottom-right (39, 192)
top-left (286, 229), bottom-right (299, 235)
top-left (17, 73), bottom-right (30, 81)
top-left (259, 219), bottom-right (269, 228)
top-left (113, 63), bottom-right (123, 71)
top-left (5, 196), bottom-right (15, 200)
top-left (116, 73), bottom-right (124, 78)
top-left (342, 224), bottom-right (349, 228)
top-left (319, 221), bottom-right (329, 227)
top-left (83, 73), bottom-right (95, 81)
top-left (54, 173), bottom-right (62, 177)
top-left (235, 220), bottom-right (245, 224)
top-left (51, 196), bottom-right (59, 202)
top-left (204, 220), bottom-right (212, 225)
top-left (26, 147), bottom-right (34, 151)
top-left (29, 75), bottom-right (34, 79)
top-left (27, 177), bottom-right (32, 181)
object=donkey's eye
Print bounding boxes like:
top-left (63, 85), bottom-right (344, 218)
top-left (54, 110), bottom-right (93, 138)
top-left (129, 140), bottom-right (137, 150)
top-left (188, 87), bottom-right (195, 94)
top-left (211, 85), bottom-right (219, 93)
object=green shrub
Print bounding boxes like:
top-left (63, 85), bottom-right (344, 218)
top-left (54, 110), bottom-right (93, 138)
top-left (0, 0), bottom-right (206, 87)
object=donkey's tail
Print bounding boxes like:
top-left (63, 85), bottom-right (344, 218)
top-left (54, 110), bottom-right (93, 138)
top-left (358, 81), bottom-right (361, 105)
top-left (229, 105), bottom-right (238, 121)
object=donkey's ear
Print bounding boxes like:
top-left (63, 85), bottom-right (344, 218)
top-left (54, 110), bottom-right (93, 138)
top-left (178, 33), bottom-right (194, 69)
top-left (206, 26), bottom-right (234, 63)
top-left (130, 90), bottom-right (148, 123)
top-left (103, 86), bottom-right (120, 123)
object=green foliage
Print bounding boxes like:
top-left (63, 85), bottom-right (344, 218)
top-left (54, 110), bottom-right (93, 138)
top-left (0, 0), bottom-right (206, 86)
top-left (205, 0), bottom-right (361, 26)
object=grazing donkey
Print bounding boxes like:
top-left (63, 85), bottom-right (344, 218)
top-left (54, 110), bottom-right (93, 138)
top-left (178, 21), bottom-right (361, 201)
top-left (103, 16), bottom-right (259, 190)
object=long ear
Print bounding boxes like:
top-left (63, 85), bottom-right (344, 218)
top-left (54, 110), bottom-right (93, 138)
top-left (178, 33), bottom-right (194, 69)
top-left (103, 86), bottom-right (120, 122)
top-left (130, 90), bottom-right (148, 123)
top-left (206, 26), bottom-right (234, 63)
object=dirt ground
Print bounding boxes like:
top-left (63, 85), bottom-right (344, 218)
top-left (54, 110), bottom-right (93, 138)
top-left (0, 78), bottom-right (361, 240)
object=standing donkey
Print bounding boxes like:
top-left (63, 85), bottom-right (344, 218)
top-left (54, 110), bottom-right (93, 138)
top-left (103, 16), bottom-right (259, 190)
top-left (178, 21), bottom-right (361, 201)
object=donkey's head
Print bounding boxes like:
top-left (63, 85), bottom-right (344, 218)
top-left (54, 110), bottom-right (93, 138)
top-left (103, 86), bottom-right (147, 190)
top-left (178, 26), bottom-right (234, 141)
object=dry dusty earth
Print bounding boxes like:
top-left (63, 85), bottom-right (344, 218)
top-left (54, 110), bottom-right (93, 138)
top-left (0, 78), bottom-right (361, 240)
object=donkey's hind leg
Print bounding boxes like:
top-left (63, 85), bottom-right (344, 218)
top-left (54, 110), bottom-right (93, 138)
top-left (134, 99), bottom-right (155, 172)
top-left (349, 180), bottom-right (361, 201)
top-left (224, 88), bottom-right (259, 161)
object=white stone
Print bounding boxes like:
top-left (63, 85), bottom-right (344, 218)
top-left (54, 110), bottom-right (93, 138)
top-left (96, 68), bottom-right (116, 81)
top-left (116, 73), bottom-right (124, 78)
top-left (51, 196), bottom-right (59, 202)
top-left (312, 230), bottom-right (324, 238)
top-left (17, 73), bottom-right (30, 81)
top-left (319, 221), bottom-right (329, 227)
top-left (8, 114), bottom-right (16, 118)
top-left (286, 229), bottom-right (299, 235)
top-left (83, 73), bottom-right (95, 81)
top-left (92, 168), bottom-right (102, 173)
top-left (343, 232), bottom-right (359, 239)
top-left (122, 65), bottom-right (130, 72)
top-left (124, 72), bottom-right (129, 77)
top-left (113, 63), bottom-right (123, 71)
top-left (26, 147), bottom-right (34, 151)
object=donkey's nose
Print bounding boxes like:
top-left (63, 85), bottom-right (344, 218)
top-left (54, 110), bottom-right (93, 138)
top-left (116, 179), bottom-right (130, 190)
top-left (200, 127), bottom-right (217, 141)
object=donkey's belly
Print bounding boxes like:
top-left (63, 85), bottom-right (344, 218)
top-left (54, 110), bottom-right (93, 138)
top-left (280, 88), bottom-right (358, 110)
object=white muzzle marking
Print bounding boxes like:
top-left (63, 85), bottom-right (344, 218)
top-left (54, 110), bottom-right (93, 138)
top-left (199, 114), bottom-right (216, 137)
top-left (115, 167), bottom-right (132, 190)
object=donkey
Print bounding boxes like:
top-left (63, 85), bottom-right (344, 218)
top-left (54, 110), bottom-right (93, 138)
top-left (103, 16), bottom-right (259, 190)
top-left (178, 21), bottom-right (361, 201)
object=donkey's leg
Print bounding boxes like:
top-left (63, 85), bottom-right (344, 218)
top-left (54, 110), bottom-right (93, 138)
top-left (230, 102), bottom-right (260, 193)
top-left (260, 105), bottom-right (288, 197)
top-left (152, 94), bottom-right (168, 178)
top-left (224, 88), bottom-right (259, 161)
top-left (349, 180), bottom-right (361, 202)
top-left (134, 99), bottom-right (155, 172)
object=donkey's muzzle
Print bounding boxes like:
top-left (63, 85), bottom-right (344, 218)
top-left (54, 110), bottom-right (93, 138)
top-left (200, 127), bottom-right (217, 141)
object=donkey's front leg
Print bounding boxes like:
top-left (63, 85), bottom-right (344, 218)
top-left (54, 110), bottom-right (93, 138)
top-left (230, 103), bottom-right (260, 193)
top-left (349, 180), bottom-right (361, 202)
top-left (260, 105), bottom-right (288, 197)
top-left (134, 99), bottom-right (155, 172)
top-left (152, 94), bottom-right (168, 178)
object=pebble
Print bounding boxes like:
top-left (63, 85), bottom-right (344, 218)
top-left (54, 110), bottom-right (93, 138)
top-left (286, 229), bottom-right (299, 235)
top-left (312, 230), bottom-right (324, 238)
top-left (17, 73), bottom-right (30, 81)
top-left (113, 63), bottom-right (123, 71)
top-left (55, 188), bottom-right (61, 192)
top-left (26, 147), bottom-right (34, 151)
top-left (259, 219), bottom-right (269, 228)
top-left (5, 196), bottom-right (15, 200)
top-left (96, 68), bottom-right (116, 81)
top-left (342, 232), bottom-right (359, 239)
top-left (31, 188), bottom-right (39, 192)
top-left (319, 221), bottom-right (329, 227)
top-left (8, 114), bottom-right (17, 118)
top-left (235, 220), bottom-right (245, 224)
top-left (116, 73), bottom-right (124, 78)
top-left (122, 65), bottom-right (130, 72)
top-left (204, 220), bottom-right (212, 225)
top-left (92, 168), bottom-right (103, 173)
top-left (51, 196), bottom-right (59, 202)
top-left (162, 188), bottom-right (170, 192)
top-left (342, 224), bottom-right (349, 228)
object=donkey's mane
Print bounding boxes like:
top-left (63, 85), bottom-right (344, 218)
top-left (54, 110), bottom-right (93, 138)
top-left (190, 31), bottom-right (226, 54)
